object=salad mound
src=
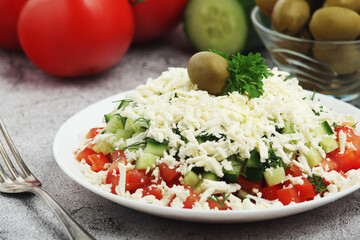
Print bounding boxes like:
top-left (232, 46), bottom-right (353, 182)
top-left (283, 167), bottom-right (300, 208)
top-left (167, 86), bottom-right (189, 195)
top-left (76, 66), bottom-right (360, 210)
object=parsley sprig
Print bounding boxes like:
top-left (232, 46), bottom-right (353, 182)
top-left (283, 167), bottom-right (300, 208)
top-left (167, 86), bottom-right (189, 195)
top-left (207, 193), bottom-right (230, 209)
top-left (308, 175), bottom-right (328, 194)
top-left (210, 50), bottom-right (273, 98)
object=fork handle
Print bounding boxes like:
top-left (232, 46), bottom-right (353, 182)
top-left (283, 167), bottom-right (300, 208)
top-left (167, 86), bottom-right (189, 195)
top-left (30, 186), bottom-right (95, 240)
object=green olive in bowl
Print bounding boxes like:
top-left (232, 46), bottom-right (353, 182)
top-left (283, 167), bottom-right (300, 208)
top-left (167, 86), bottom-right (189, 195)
top-left (324, 0), bottom-right (360, 13)
top-left (187, 51), bottom-right (230, 95)
top-left (255, 0), bottom-right (278, 17)
top-left (272, 0), bottom-right (311, 36)
top-left (309, 7), bottom-right (360, 41)
top-left (313, 44), bottom-right (360, 75)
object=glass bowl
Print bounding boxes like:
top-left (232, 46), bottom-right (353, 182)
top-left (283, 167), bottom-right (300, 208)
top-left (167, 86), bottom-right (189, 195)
top-left (251, 6), bottom-right (360, 101)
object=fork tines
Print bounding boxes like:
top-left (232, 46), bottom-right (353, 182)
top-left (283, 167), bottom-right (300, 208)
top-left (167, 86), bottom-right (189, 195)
top-left (0, 116), bottom-right (35, 182)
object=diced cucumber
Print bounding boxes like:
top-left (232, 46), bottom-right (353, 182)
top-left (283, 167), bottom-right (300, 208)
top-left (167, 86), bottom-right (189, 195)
top-left (103, 114), bottom-right (125, 134)
top-left (223, 156), bottom-right (243, 183)
top-left (313, 121), bottom-right (334, 136)
top-left (245, 150), bottom-right (264, 182)
top-left (92, 140), bottom-right (112, 155)
top-left (183, 171), bottom-right (201, 188)
top-left (124, 118), bottom-right (147, 134)
top-left (305, 148), bottom-right (323, 167)
top-left (202, 171), bottom-right (218, 181)
top-left (115, 129), bottom-right (133, 141)
top-left (183, 0), bottom-right (261, 55)
top-left (124, 118), bottom-right (136, 134)
top-left (237, 189), bottom-right (248, 200)
top-left (263, 167), bottom-right (286, 187)
top-left (104, 112), bottom-right (114, 123)
top-left (280, 120), bottom-right (295, 134)
top-left (194, 179), bottom-right (204, 194)
top-left (117, 100), bottom-right (131, 110)
top-left (192, 167), bottom-right (205, 174)
top-left (144, 139), bottom-right (168, 157)
top-left (135, 153), bottom-right (156, 170)
top-left (320, 136), bottom-right (339, 153)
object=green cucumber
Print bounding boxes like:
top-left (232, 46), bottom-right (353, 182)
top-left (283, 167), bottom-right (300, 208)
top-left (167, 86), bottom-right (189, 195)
top-left (117, 99), bottom-right (131, 110)
top-left (92, 140), bottom-right (112, 155)
top-left (320, 136), bottom-right (339, 153)
top-left (104, 112), bottom-right (115, 123)
top-left (183, 0), bottom-right (261, 55)
top-left (280, 120), bottom-right (295, 134)
top-left (223, 156), bottom-right (244, 183)
top-left (135, 153), bottom-right (156, 170)
top-left (103, 114), bottom-right (125, 134)
top-left (263, 167), bottom-right (286, 187)
top-left (194, 172), bottom-right (219, 194)
top-left (202, 171), bottom-right (218, 181)
top-left (192, 167), bottom-right (205, 174)
top-left (144, 139), bottom-right (168, 157)
top-left (115, 129), bottom-right (133, 142)
top-left (313, 121), bottom-right (339, 153)
top-left (305, 148), bottom-right (323, 167)
top-left (313, 121), bottom-right (334, 136)
top-left (183, 171), bottom-right (201, 188)
top-left (245, 149), bottom-right (264, 182)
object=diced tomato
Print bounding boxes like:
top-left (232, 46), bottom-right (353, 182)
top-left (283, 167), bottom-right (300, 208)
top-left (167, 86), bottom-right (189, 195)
top-left (276, 188), bottom-right (301, 205)
top-left (108, 150), bottom-right (127, 163)
top-left (167, 195), bottom-right (176, 207)
top-left (86, 127), bottom-right (103, 139)
top-left (76, 147), bottom-right (96, 162)
top-left (126, 169), bottom-right (153, 192)
top-left (237, 176), bottom-right (262, 193)
top-left (293, 178), bottom-right (316, 201)
top-left (183, 188), bottom-right (201, 209)
top-left (106, 152), bottom-right (152, 194)
top-left (206, 198), bottom-right (230, 210)
top-left (158, 162), bottom-right (180, 182)
top-left (285, 164), bottom-right (303, 177)
top-left (165, 175), bottom-right (181, 188)
top-left (326, 126), bottom-right (360, 172)
top-left (106, 169), bottom-right (120, 194)
top-left (260, 184), bottom-right (282, 201)
top-left (321, 158), bottom-right (338, 172)
top-left (143, 184), bottom-right (163, 200)
top-left (87, 153), bottom-right (111, 172)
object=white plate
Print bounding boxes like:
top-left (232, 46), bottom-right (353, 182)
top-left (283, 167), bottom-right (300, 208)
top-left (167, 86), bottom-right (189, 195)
top-left (53, 90), bottom-right (360, 223)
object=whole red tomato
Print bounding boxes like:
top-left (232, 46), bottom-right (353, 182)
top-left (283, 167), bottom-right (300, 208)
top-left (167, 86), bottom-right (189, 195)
top-left (131, 0), bottom-right (189, 43)
top-left (18, 0), bottom-right (134, 77)
top-left (0, 0), bottom-right (29, 50)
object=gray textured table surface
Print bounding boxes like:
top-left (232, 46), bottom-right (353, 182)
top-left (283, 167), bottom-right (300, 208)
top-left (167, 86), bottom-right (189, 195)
top-left (1, 27), bottom-right (360, 240)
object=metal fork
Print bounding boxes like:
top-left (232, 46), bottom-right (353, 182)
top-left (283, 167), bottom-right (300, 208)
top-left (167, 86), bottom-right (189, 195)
top-left (0, 116), bottom-right (95, 240)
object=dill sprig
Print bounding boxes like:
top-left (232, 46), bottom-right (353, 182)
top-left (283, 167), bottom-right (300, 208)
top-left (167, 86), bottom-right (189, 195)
top-left (308, 175), bottom-right (328, 194)
top-left (264, 147), bottom-right (289, 169)
top-left (134, 117), bottom-right (150, 128)
top-left (196, 133), bottom-right (226, 143)
top-left (210, 49), bottom-right (273, 99)
top-left (207, 193), bottom-right (230, 209)
top-left (121, 141), bottom-right (146, 150)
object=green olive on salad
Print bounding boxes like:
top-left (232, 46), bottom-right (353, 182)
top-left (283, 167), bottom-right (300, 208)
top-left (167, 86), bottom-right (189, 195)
top-left (187, 51), bottom-right (230, 95)
top-left (187, 50), bottom-right (273, 99)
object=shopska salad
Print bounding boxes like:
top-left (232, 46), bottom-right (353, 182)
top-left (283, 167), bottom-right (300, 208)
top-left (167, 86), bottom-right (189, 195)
top-left (75, 51), bottom-right (360, 210)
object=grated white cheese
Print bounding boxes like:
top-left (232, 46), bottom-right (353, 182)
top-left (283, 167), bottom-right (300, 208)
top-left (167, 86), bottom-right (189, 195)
top-left (77, 67), bottom-right (360, 210)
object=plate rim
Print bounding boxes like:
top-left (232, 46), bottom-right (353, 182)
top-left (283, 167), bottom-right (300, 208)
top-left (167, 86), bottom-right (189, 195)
top-left (53, 90), bottom-right (360, 223)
